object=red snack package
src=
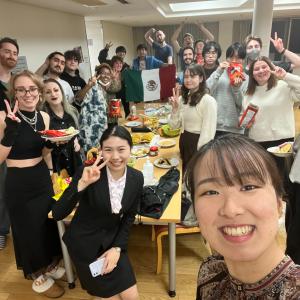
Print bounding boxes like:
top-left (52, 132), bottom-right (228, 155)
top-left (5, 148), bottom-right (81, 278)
top-left (39, 130), bottom-right (67, 137)
top-left (227, 63), bottom-right (246, 86)
top-left (239, 104), bottom-right (259, 129)
top-left (108, 99), bottom-right (122, 118)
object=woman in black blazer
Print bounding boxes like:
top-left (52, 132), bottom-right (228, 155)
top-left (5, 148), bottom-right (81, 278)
top-left (52, 126), bottom-right (143, 299)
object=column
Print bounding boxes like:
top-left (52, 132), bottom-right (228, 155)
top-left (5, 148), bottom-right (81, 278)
top-left (251, 0), bottom-right (274, 56)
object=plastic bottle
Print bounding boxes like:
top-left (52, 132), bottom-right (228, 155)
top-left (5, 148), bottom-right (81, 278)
top-left (143, 157), bottom-right (154, 185)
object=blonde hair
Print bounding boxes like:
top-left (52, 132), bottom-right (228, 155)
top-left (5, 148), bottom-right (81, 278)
top-left (41, 78), bottom-right (79, 128)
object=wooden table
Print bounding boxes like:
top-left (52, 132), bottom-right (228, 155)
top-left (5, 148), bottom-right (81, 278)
top-left (52, 134), bottom-right (182, 296)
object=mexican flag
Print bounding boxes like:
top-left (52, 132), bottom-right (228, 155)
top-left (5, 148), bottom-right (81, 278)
top-left (123, 64), bottom-right (176, 102)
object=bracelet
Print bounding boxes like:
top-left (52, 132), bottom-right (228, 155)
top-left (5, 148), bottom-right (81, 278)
top-left (48, 168), bottom-right (53, 171)
top-left (280, 48), bottom-right (286, 55)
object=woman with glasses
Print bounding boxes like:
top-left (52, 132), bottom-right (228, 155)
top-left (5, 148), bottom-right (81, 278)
top-left (202, 41), bottom-right (222, 79)
top-left (79, 63), bottom-right (112, 154)
top-left (0, 70), bottom-right (64, 297)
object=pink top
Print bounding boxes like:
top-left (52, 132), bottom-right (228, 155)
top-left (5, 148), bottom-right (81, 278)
top-left (107, 167), bottom-right (126, 214)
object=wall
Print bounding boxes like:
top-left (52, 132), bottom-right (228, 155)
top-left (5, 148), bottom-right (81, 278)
top-left (0, 0), bottom-right (91, 80)
top-left (101, 21), bottom-right (135, 66)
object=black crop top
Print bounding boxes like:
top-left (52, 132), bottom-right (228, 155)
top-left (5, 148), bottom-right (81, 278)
top-left (7, 110), bottom-right (46, 160)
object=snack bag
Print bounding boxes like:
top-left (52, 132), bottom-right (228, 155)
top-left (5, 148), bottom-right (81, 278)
top-left (108, 99), bottom-right (122, 118)
top-left (52, 174), bottom-right (72, 201)
top-left (239, 104), bottom-right (258, 128)
top-left (227, 63), bottom-right (246, 86)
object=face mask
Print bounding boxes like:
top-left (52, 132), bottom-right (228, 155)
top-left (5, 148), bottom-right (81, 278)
top-left (247, 48), bottom-right (260, 60)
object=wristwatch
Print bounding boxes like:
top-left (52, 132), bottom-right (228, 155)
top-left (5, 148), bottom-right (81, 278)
top-left (114, 247), bottom-right (121, 253)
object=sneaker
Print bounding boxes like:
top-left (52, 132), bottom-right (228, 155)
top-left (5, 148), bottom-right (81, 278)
top-left (45, 265), bottom-right (67, 281)
top-left (0, 235), bottom-right (6, 250)
top-left (32, 275), bottom-right (65, 298)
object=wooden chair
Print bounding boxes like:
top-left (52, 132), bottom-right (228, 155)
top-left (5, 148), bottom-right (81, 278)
top-left (151, 224), bottom-right (212, 274)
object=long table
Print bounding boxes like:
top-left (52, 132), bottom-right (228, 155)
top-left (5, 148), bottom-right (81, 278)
top-left (51, 135), bottom-right (182, 296)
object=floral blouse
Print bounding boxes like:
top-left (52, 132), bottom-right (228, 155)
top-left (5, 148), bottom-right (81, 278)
top-left (197, 255), bottom-right (300, 299)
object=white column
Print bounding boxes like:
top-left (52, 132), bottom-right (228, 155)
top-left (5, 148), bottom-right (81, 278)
top-left (252, 0), bottom-right (274, 56)
top-left (218, 20), bottom-right (234, 61)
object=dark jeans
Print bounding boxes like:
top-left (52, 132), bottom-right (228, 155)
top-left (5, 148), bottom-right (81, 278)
top-left (0, 162), bottom-right (10, 235)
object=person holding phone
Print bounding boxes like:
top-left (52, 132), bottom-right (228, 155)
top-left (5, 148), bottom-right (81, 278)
top-left (52, 125), bottom-right (144, 299)
top-left (185, 134), bottom-right (300, 299)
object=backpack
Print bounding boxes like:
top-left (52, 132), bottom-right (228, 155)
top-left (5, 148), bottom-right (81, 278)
top-left (138, 167), bottom-right (180, 219)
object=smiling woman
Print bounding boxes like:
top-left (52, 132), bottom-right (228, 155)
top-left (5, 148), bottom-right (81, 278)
top-left (185, 134), bottom-right (300, 299)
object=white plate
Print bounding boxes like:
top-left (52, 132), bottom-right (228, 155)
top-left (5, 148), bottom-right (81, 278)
top-left (158, 139), bottom-right (176, 148)
top-left (124, 121), bottom-right (142, 128)
top-left (154, 157), bottom-right (179, 169)
top-left (41, 130), bottom-right (79, 142)
top-left (267, 146), bottom-right (293, 157)
top-left (131, 145), bottom-right (150, 158)
top-left (144, 108), bottom-right (157, 116)
top-left (159, 118), bottom-right (168, 125)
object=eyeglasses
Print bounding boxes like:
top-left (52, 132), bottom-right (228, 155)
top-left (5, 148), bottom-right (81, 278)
top-left (15, 87), bottom-right (39, 97)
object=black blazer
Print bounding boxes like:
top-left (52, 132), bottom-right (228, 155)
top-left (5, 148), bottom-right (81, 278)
top-left (52, 166), bottom-right (144, 263)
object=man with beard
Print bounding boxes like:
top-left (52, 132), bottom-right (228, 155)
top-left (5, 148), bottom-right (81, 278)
top-left (171, 20), bottom-right (214, 71)
top-left (144, 28), bottom-right (173, 64)
top-left (177, 46), bottom-right (195, 85)
top-left (0, 37), bottom-right (19, 249)
top-left (36, 51), bottom-right (74, 103)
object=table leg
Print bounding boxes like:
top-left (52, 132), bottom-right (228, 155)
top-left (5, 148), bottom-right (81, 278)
top-left (56, 220), bottom-right (76, 289)
top-left (168, 222), bottom-right (176, 297)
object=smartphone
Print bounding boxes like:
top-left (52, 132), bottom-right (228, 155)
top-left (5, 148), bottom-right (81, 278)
top-left (89, 257), bottom-right (105, 277)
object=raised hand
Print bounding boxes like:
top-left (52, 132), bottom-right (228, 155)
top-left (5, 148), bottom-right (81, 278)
top-left (77, 153), bottom-right (109, 191)
top-left (270, 66), bottom-right (287, 80)
top-left (219, 61), bottom-right (230, 70)
top-left (4, 100), bottom-right (21, 123)
top-left (105, 41), bottom-right (113, 50)
top-left (270, 32), bottom-right (285, 53)
top-left (87, 73), bottom-right (98, 88)
top-left (169, 87), bottom-right (180, 112)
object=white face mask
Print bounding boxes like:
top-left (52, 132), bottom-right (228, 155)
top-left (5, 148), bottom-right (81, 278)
top-left (247, 48), bottom-right (260, 61)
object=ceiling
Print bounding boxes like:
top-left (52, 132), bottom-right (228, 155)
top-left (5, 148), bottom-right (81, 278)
top-left (9, 0), bottom-right (300, 26)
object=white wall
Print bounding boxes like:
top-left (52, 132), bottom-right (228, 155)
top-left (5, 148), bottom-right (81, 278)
top-left (0, 0), bottom-right (91, 80)
top-left (101, 21), bottom-right (135, 66)
top-left (218, 20), bottom-right (234, 61)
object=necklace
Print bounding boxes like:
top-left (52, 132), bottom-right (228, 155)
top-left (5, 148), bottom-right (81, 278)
top-left (18, 110), bottom-right (38, 131)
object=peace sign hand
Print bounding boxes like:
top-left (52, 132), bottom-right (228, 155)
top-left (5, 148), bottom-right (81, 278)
top-left (1, 100), bottom-right (21, 147)
top-left (270, 66), bottom-right (286, 80)
top-left (77, 153), bottom-right (109, 192)
top-left (169, 87), bottom-right (180, 113)
top-left (270, 32), bottom-right (285, 53)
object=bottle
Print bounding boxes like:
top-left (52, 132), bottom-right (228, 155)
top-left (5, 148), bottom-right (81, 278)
top-left (143, 157), bottom-right (154, 185)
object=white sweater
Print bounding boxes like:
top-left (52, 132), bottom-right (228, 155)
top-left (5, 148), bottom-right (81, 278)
top-left (169, 94), bottom-right (217, 150)
top-left (243, 73), bottom-right (300, 142)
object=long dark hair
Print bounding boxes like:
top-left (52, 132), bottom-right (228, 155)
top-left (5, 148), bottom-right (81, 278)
top-left (184, 134), bottom-right (284, 202)
top-left (182, 64), bottom-right (208, 106)
top-left (100, 125), bottom-right (133, 148)
top-left (246, 56), bottom-right (277, 96)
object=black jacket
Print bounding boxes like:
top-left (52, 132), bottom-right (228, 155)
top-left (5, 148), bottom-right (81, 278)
top-left (52, 166), bottom-right (143, 263)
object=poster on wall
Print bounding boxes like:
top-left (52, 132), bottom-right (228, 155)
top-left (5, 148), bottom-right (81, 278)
top-left (73, 46), bottom-right (84, 63)
top-left (12, 56), bottom-right (28, 74)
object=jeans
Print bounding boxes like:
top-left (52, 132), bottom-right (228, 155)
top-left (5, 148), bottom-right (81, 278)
top-left (0, 162), bottom-right (9, 235)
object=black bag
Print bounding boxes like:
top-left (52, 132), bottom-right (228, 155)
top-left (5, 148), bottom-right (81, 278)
top-left (138, 167), bottom-right (180, 219)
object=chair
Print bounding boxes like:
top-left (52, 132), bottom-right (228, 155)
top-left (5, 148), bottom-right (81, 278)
top-left (151, 224), bottom-right (212, 274)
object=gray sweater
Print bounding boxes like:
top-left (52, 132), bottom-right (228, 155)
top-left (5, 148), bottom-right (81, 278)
top-left (206, 67), bottom-right (248, 134)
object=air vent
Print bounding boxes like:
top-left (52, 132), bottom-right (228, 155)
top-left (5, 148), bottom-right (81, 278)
top-left (70, 0), bottom-right (106, 6)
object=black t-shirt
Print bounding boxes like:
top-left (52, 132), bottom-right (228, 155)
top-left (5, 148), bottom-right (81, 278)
top-left (204, 66), bottom-right (218, 79)
top-left (60, 72), bottom-right (86, 95)
top-left (0, 81), bottom-right (10, 112)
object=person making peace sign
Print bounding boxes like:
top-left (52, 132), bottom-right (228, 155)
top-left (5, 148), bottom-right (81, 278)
top-left (52, 125), bottom-right (144, 299)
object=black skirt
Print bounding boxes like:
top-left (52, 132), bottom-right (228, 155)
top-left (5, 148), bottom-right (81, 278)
top-left (71, 251), bottom-right (136, 298)
top-left (5, 160), bottom-right (61, 277)
top-left (179, 130), bottom-right (200, 174)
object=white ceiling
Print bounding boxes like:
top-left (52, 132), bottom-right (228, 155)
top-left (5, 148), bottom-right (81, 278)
top-left (9, 0), bottom-right (300, 26)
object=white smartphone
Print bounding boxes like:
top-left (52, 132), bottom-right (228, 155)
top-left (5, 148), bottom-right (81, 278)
top-left (89, 257), bottom-right (105, 277)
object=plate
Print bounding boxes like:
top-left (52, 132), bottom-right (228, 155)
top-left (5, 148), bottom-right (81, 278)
top-left (131, 145), bottom-right (150, 158)
top-left (124, 121), bottom-right (142, 128)
top-left (144, 108), bottom-right (157, 116)
top-left (267, 146), bottom-right (293, 157)
top-left (158, 139), bottom-right (176, 148)
top-left (159, 118), bottom-right (168, 125)
top-left (154, 157), bottom-right (179, 169)
top-left (41, 130), bottom-right (79, 142)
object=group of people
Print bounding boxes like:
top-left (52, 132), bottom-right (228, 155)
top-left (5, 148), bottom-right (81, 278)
top-left (0, 19), bottom-right (300, 299)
